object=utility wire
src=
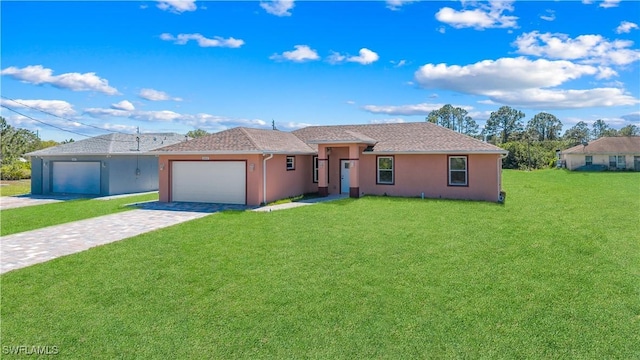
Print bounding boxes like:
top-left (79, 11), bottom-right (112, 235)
top-left (0, 95), bottom-right (130, 135)
top-left (0, 104), bottom-right (142, 143)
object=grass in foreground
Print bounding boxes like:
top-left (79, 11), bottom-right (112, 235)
top-left (0, 193), bottom-right (158, 236)
top-left (0, 179), bottom-right (31, 196)
top-left (1, 170), bottom-right (639, 358)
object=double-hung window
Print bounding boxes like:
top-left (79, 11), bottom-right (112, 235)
top-left (377, 156), bottom-right (394, 184)
top-left (449, 156), bottom-right (468, 186)
top-left (617, 155), bottom-right (626, 169)
top-left (286, 156), bottom-right (295, 171)
top-left (585, 156), bottom-right (593, 166)
top-left (609, 156), bottom-right (617, 169)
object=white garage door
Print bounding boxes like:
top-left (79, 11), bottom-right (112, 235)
top-left (52, 161), bottom-right (101, 194)
top-left (171, 161), bottom-right (246, 204)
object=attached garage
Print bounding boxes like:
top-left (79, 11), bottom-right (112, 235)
top-left (52, 161), bottom-right (101, 194)
top-left (171, 161), bottom-right (246, 204)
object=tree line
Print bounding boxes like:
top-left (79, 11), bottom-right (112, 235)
top-left (427, 105), bottom-right (638, 170)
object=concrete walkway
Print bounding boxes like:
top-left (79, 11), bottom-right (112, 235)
top-left (0, 203), bottom-right (244, 274)
top-left (253, 194), bottom-right (348, 212)
top-left (0, 195), bottom-right (81, 210)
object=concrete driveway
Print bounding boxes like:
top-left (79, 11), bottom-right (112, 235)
top-left (0, 194), bottom-right (83, 210)
top-left (0, 202), bottom-right (246, 274)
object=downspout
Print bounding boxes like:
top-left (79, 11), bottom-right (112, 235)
top-left (263, 153), bottom-right (274, 205)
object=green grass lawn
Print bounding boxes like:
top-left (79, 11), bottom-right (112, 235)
top-left (0, 193), bottom-right (158, 236)
top-left (1, 170), bottom-right (639, 358)
top-left (0, 179), bottom-right (31, 196)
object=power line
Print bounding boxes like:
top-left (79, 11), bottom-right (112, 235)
top-left (0, 104), bottom-right (140, 143)
top-left (0, 95), bottom-right (129, 135)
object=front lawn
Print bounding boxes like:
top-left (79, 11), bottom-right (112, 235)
top-left (1, 170), bottom-right (639, 358)
top-left (0, 179), bottom-right (31, 196)
top-left (0, 193), bottom-right (158, 236)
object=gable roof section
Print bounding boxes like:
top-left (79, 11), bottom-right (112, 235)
top-left (561, 136), bottom-right (640, 155)
top-left (293, 122), bottom-right (506, 154)
top-left (27, 133), bottom-right (187, 157)
top-left (154, 127), bottom-right (315, 154)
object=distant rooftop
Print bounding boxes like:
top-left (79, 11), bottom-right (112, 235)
top-left (27, 133), bottom-right (187, 156)
top-left (561, 136), bottom-right (640, 154)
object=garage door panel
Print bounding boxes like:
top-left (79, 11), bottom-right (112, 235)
top-left (52, 162), bottom-right (101, 194)
top-left (171, 161), bottom-right (246, 204)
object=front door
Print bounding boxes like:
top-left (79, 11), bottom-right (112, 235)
top-left (340, 160), bottom-right (350, 194)
top-left (635, 156), bottom-right (640, 171)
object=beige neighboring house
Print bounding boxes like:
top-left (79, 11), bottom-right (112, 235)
top-left (560, 136), bottom-right (640, 171)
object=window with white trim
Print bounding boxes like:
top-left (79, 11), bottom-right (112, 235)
top-left (449, 156), bottom-right (468, 186)
top-left (585, 156), bottom-right (592, 166)
top-left (286, 156), bottom-right (295, 171)
top-left (617, 155), bottom-right (626, 169)
top-left (609, 156), bottom-right (617, 169)
top-left (312, 156), bottom-right (318, 182)
top-left (377, 156), bottom-right (394, 184)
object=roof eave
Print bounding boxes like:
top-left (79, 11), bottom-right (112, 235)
top-left (362, 150), bottom-right (508, 155)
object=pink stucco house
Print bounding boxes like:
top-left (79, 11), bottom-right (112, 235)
top-left (152, 122), bottom-right (508, 206)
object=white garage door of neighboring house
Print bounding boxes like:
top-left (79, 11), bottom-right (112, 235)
top-left (52, 161), bottom-right (101, 194)
top-left (171, 161), bottom-right (246, 204)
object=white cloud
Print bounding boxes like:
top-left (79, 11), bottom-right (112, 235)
top-left (362, 102), bottom-right (472, 116)
top-left (0, 98), bottom-right (76, 117)
top-left (370, 118), bottom-right (406, 124)
top-left (616, 21), bottom-right (639, 34)
top-left (621, 112), bottom-right (640, 122)
top-left (139, 88), bottom-right (182, 102)
top-left (160, 33), bottom-right (244, 48)
top-left (270, 45), bottom-right (319, 62)
top-left (346, 100), bottom-right (356, 105)
top-left (513, 31), bottom-right (640, 66)
top-left (487, 88), bottom-right (639, 109)
top-left (415, 57), bottom-right (598, 94)
top-left (599, 0), bottom-right (620, 8)
top-left (437, 26), bottom-right (446, 34)
top-left (84, 108), bottom-right (132, 118)
top-left (260, 0), bottom-right (294, 16)
top-left (386, 0), bottom-right (417, 11)
top-left (391, 59), bottom-right (408, 67)
top-left (111, 100), bottom-right (135, 111)
top-left (435, 0), bottom-right (518, 30)
top-left (347, 48), bottom-right (379, 65)
top-left (540, 10), bottom-right (555, 21)
top-left (328, 48), bottom-right (379, 65)
top-left (156, 0), bottom-right (197, 13)
top-left (279, 121), bottom-right (315, 130)
top-left (132, 110), bottom-right (183, 122)
top-left (1, 65), bottom-right (119, 95)
top-left (413, 57), bottom-right (639, 109)
top-left (327, 51), bottom-right (346, 64)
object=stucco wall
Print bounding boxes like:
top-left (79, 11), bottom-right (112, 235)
top-left (564, 153), bottom-right (639, 170)
top-left (264, 154), bottom-right (316, 204)
top-left (107, 155), bottom-right (159, 195)
top-left (360, 153), bottom-right (501, 202)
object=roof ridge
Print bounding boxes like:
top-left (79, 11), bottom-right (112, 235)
top-left (238, 127), bottom-right (261, 151)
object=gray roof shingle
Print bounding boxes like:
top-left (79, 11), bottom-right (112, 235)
top-left (27, 133), bottom-right (187, 156)
top-left (154, 122), bottom-right (506, 154)
top-left (154, 127), bottom-right (315, 154)
top-left (293, 122), bottom-right (506, 153)
top-left (561, 136), bottom-right (640, 154)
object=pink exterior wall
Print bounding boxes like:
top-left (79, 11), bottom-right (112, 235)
top-left (326, 147), bottom-right (349, 194)
top-left (356, 153), bottom-right (501, 202)
top-left (264, 154), bottom-right (316, 204)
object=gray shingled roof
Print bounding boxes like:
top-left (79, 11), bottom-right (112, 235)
top-left (154, 127), bottom-right (315, 154)
top-left (153, 122), bottom-right (506, 154)
top-left (561, 136), bottom-right (640, 155)
top-left (27, 133), bottom-right (187, 156)
top-left (293, 122), bottom-right (506, 153)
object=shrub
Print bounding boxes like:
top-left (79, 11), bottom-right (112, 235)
top-left (0, 161), bottom-right (31, 180)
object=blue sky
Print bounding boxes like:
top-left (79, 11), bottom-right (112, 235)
top-left (1, 0), bottom-right (639, 141)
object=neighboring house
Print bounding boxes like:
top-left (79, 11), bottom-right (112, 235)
top-left (27, 133), bottom-right (186, 196)
top-left (560, 136), bottom-right (640, 171)
top-left (153, 122), bottom-right (508, 206)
